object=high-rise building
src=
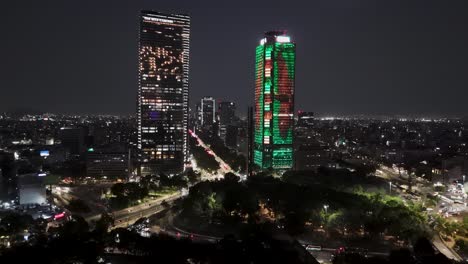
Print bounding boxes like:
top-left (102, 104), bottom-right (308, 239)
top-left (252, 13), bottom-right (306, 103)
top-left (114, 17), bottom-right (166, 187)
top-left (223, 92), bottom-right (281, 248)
top-left (86, 144), bottom-right (130, 179)
top-left (218, 101), bottom-right (236, 125)
top-left (137, 11), bottom-right (190, 175)
top-left (218, 101), bottom-right (236, 140)
top-left (225, 125), bottom-right (238, 148)
top-left (18, 173), bottom-right (46, 205)
top-left (59, 127), bottom-right (86, 155)
top-left (200, 96), bottom-right (216, 128)
top-left (247, 106), bottom-right (254, 176)
top-left (253, 31), bottom-right (296, 170)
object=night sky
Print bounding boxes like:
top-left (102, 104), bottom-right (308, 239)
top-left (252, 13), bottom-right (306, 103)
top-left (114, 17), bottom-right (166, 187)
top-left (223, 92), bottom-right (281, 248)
top-left (1, 0), bottom-right (468, 116)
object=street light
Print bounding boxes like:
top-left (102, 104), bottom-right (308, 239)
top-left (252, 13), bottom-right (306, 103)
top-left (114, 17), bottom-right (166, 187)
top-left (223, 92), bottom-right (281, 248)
top-left (323, 204), bottom-right (329, 214)
top-left (389, 181), bottom-right (392, 194)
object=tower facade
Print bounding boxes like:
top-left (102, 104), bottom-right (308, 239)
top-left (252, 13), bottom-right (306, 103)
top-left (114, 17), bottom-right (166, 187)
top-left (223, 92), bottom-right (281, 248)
top-left (253, 31), bottom-right (295, 170)
top-left (137, 11), bottom-right (190, 175)
top-left (200, 96), bottom-right (216, 128)
top-left (219, 101), bottom-right (236, 126)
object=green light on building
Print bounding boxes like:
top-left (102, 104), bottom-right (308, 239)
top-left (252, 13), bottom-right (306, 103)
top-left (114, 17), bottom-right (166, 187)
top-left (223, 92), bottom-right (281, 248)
top-left (253, 31), bottom-right (296, 171)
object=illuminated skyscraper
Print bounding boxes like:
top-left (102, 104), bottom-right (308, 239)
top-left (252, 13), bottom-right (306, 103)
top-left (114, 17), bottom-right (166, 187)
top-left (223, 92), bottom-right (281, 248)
top-left (254, 31), bottom-right (295, 170)
top-left (137, 11), bottom-right (190, 175)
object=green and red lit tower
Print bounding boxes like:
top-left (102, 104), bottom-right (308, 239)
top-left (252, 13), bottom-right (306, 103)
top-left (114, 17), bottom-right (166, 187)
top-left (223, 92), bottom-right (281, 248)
top-left (254, 31), bottom-right (296, 171)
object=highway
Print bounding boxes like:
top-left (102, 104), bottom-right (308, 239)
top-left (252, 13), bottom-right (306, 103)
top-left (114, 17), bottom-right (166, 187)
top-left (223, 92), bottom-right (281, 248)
top-left (375, 165), bottom-right (463, 262)
top-left (155, 222), bottom-right (389, 264)
top-left (85, 192), bottom-right (181, 226)
top-left (189, 129), bottom-right (237, 177)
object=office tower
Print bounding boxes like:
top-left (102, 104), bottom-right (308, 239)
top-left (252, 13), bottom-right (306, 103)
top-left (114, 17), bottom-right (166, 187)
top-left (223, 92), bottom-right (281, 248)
top-left (59, 127), bottom-right (86, 155)
top-left (86, 144), bottom-right (129, 179)
top-left (200, 96), bottom-right (216, 128)
top-left (219, 101), bottom-right (236, 125)
top-left (247, 106), bottom-right (254, 176)
top-left (253, 31), bottom-right (296, 170)
top-left (18, 173), bottom-right (46, 205)
top-left (225, 125), bottom-right (238, 148)
top-left (218, 101), bottom-right (236, 140)
top-left (0, 152), bottom-right (16, 200)
top-left (137, 11), bottom-right (190, 175)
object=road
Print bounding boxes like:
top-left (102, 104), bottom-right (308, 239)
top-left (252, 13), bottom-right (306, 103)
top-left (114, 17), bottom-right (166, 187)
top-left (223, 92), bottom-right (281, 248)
top-left (112, 198), bottom-right (177, 229)
top-left (54, 183), bottom-right (113, 217)
top-left (86, 192), bottom-right (181, 225)
top-left (375, 165), bottom-right (464, 262)
top-left (154, 221), bottom-right (389, 264)
top-left (433, 235), bottom-right (463, 261)
top-left (189, 129), bottom-right (237, 177)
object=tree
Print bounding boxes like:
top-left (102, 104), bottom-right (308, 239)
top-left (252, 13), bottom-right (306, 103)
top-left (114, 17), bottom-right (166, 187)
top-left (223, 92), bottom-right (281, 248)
top-left (66, 199), bottom-right (91, 213)
top-left (224, 172), bottom-right (240, 183)
top-left (283, 211), bottom-right (309, 235)
top-left (94, 213), bottom-right (114, 233)
top-left (57, 215), bottom-right (89, 239)
top-left (111, 183), bottom-right (125, 197)
top-left (0, 213), bottom-right (34, 236)
top-left (186, 168), bottom-right (201, 185)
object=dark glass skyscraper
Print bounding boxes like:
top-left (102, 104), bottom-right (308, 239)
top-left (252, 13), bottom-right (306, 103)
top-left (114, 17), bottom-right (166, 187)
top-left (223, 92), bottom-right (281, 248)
top-left (200, 96), bottom-right (216, 128)
top-left (137, 11), bottom-right (190, 175)
top-left (219, 101), bottom-right (236, 126)
top-left (254, 31), bottom-right (296, 170)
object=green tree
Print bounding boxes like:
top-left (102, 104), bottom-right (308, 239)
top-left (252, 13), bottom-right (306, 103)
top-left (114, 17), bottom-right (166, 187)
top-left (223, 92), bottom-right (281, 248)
top-left (67, 199), bottom-right (91, 213)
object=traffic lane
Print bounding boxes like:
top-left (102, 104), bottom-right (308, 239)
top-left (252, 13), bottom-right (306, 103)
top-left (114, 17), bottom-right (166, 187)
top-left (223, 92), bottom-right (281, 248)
top-left (112, 193), bottom-right (180, 217)
top-left (86, 194), bottom-right (180, 223)
top-left (113, 205), bottom-right (167, 229)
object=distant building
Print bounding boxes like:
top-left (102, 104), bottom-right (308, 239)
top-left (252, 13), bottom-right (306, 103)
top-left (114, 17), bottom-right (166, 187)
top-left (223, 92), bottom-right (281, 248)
top-left (294, 143), bottom-right (330, 171)
top-left (297, 111), bottom-right (314, 127)
top-left (90, 126), bottom-right (110, 146)
top-left (218, 101), bottom-right (236, 140)
top-left (86, 145), bottom-right (129, 179)
top-left (254, 31), bottom-right (296, 170)
top-left (137, 11), bottom-right (191, 175)
top-left (247, 106), bottom-right (254, 176)
top-left (200, 96), bottom-right (216, 128)
top-left (294, 126), bottom-right (331, 171)
top-left (59, 127), bottom-right (86, 155)
top-left (219, 101), bottom-right (236, 125)
top-left (18, 173), bottom-right (46, 205)
top-left (225, 125), bottom-right (238, 148)
top-left (0, 152), bottom-right (16, 200)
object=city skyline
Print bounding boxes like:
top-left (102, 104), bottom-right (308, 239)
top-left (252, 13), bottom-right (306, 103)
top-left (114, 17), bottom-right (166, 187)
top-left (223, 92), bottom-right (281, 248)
top-left (1, 2), bottom-right (468, 262)
top-left (1, 0), bottom-right (468, 116)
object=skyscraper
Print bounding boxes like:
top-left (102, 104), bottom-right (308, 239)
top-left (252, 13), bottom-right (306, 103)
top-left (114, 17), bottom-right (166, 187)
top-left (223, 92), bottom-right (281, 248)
top-left (137, 11), bottom-right (190, 175)
top-left (218, 101), bottom-right (236, 141)
top-left (200, 96), bottom-right (216, 128)
top-left (218, 101), bottom-right (236, 126)
top-left (253, 31), bottom-right (296, 170)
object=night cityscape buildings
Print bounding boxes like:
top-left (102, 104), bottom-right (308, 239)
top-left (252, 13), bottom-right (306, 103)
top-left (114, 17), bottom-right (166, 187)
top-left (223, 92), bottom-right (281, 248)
top-left (1, 2), bottom-right (468, 263)
top-left (137, 11), bottom-right (190, 175)
top-left (254, 31), bottom-right (296, 170)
